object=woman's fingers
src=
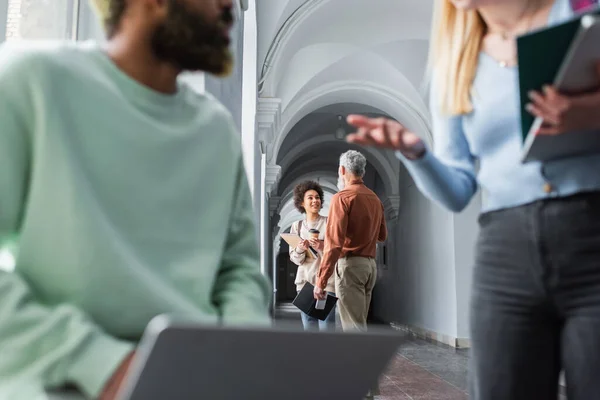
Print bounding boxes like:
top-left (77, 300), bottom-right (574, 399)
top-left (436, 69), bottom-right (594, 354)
top-left (536, 126), bottom-right (560, 135)
top-left (527, 91), bottom-right (559, 120)
top-left (346, 115), bottom-right (425, 157)
top-left (526, 101), bottom-right (560, 126)
top-left (347, 117), bottom-right (404, 148)
top-left (347, 114), bottom-right (379, 129)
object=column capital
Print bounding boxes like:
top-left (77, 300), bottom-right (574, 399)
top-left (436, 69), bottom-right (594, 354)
top-left (265, 164), bottom-right (282, 197)
top-left (383, 195), bottom-right (401, 222)
top-left (256, 98), bottom-right (282, 149)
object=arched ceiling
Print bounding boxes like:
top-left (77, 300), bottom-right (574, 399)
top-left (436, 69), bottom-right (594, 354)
top-left (257, 0), bottom-right (435, 165)
top-left (258, 0), bottom-right (433, 234)
top-left (277, 102), bottom-right (384, 157)
top-left (275, 104), bottom-right (399, 198)
top-left (257, 0), bottom-right (433, 108)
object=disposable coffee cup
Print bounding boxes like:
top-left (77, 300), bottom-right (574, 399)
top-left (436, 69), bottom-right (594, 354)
top-left (309, 228), bottom-right (319, 239)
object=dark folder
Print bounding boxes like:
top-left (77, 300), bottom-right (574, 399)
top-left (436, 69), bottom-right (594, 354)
top-left (292, 283), bottom-right (337, 321)
top-left (516, 7), bottom-right (600, 162)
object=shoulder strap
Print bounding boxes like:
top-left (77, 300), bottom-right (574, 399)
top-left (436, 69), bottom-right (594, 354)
top-left (570, 0), bottom-right (598, 12)
top-left (296, 220), bottom-right (302, 235)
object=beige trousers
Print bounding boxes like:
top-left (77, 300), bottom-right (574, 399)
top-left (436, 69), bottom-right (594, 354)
top-left (335, 256), bottom-right (377, 331)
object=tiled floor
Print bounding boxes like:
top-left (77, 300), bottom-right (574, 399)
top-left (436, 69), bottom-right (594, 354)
top-left (275, 303), bottom-right (567, 400)
top-left (376, 339), bottom-right (468, 400)
top-left (274, 303), bottom-right (468, 399)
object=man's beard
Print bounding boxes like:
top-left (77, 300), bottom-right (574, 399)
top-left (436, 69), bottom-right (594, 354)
top-left (337, 176), bottom-right (345, 191)
top-left (151, 0), bottom-right (234, 76)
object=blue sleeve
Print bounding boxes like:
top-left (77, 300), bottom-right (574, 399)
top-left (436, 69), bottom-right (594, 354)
top-left (396, 82), bottom-right (478, 212)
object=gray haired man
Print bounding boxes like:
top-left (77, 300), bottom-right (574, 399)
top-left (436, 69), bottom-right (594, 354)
top-left (314, 150), bottom-right (387, 331)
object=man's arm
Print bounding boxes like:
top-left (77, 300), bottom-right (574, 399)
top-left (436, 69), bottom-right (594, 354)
top-left (0, 44), bottom-right (133, 399)
top-left (316, 194), bottom-right (349, 289)
top-left (378, 203), bottom-right (387, 242)
top-left (212, 155), bottom-right (271, 325)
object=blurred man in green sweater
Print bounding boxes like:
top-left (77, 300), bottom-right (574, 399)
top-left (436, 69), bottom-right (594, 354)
top-left (0, 0), bottom-right (270, 398)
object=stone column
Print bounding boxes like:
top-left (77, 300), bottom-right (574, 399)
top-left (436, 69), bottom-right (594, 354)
top-left (382, 195), bottom-right (401, 222)
top-left (262, 164), bottom-right (280, 301)
top-left (256, 98), bottom-right (282, 281)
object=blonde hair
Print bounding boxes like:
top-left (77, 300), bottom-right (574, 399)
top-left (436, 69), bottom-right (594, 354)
top-left (89, 0), bottom-right (110, 20)
top-left (428, 0), bottom-right (486, 115)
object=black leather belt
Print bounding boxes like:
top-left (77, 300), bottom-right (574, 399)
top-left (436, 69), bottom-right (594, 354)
top-left (342, 254), bottom-right (374, 259)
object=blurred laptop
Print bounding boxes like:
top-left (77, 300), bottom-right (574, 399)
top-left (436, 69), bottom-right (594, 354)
top-left (116, 315), bottom-right (405, 400)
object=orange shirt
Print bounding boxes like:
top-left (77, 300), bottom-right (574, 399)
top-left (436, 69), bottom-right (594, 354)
top-left (316, 179), bottom-right (387, 289)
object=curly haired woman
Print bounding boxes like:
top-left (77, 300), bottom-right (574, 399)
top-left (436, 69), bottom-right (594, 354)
top-left (289, 180), bottom-right (336, 330)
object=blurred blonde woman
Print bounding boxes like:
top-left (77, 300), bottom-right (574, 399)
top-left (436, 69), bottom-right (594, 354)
top-left (346, 0), bottom-right (600, 398)
top-left (289, 181), bottom-right (336, 330)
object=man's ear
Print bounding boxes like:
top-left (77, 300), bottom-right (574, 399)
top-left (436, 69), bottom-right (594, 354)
top-left (153, 0), bottom-right (169, 13)
top-left (138, 0), bottom-right (169, 22)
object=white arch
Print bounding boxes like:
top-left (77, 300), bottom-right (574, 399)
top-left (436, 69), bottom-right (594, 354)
top-left (277, 171), bottom-right (338, 198)
top-left (277, 45), bottom-right (429, 110)
top-left (258, 0), bottom-right (326, 95)
top-left (277, 135), bottom-right (399, 196)
top-left (275, 171), bottom-right (339, 214)
top-left (269, 80), bottom-right (433, 166)
top-left (258, 0), bottom-right (433, 96)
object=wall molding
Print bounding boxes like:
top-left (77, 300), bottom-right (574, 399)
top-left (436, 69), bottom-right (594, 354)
top-left (391, 323), bottom-right (471, 349)
top-left (257, 97), bottom-right (282, 156)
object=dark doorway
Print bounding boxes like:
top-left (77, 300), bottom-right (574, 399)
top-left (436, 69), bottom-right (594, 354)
top-left (276, 252), bottom-right (298, 302)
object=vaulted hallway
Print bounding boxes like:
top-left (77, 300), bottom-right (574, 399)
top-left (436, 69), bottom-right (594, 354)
top-left (245, 0), bottom-right (481, 350)
top-left (0, 0), bottom-right (582, 398)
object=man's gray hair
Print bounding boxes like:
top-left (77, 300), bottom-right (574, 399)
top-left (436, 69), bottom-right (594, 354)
top-left (339, 150), bottom-right (367, 177)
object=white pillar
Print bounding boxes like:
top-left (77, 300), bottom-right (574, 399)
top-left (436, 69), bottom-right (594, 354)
top-left (255, 97), bottom-right (282, 281)
top-left (269, 196), bottom-right (281, 305)
top-left (241, 0), bottom-right (257, 195)
top-left (260, 163), bottom-right (280, 277)
top-left (259, 153), bottom-right (268, 276)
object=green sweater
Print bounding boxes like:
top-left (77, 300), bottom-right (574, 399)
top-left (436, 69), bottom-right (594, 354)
top-left (0, 40), bottom-right (270, 399)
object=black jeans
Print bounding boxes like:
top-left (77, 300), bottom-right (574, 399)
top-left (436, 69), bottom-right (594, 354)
top-left (470, 192), bottom-right (600, 400)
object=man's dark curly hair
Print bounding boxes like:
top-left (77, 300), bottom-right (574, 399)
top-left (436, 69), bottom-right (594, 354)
top-left (293, 181), bottom-right (324, 214)
top-left (91, 0), bottom-right (126, 38)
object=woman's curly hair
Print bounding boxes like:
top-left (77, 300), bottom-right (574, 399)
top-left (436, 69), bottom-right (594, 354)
top-left (293, 181), bottom-right (324, 214)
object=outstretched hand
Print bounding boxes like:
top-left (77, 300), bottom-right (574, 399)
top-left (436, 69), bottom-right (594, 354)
top-left (346, 115), bottom-right (426, 159)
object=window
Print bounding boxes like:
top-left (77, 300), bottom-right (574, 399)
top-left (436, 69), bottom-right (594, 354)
top-left (4, 0), bottom-right (79, 42)
top-left (0, 0), bottom-right (101, 271)
top-left (0, 248), bottom-right (15, 272)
